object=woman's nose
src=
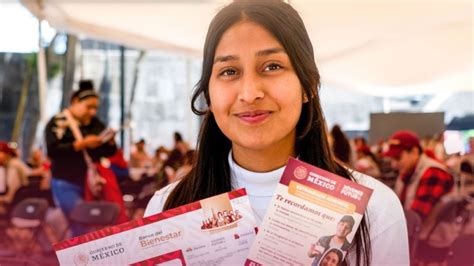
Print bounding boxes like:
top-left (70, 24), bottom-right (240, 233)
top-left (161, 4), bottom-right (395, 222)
top-left (237, 72), bottom-right (264, 103)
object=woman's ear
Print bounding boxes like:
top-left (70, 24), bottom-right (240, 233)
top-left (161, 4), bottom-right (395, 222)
top-left (303, 92), bottom-right (309, 103)
top-left (303, 87), bottom-right (318, 103)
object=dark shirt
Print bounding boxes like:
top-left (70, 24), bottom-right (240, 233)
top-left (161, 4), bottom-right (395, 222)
top-left (45, 113), bottom-right (116, 186)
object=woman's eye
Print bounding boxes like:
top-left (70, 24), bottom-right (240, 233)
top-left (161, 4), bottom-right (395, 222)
top-left (219, 69), bottom-right (237, 76)
top-left (264, 63), bottom-right (282, 71)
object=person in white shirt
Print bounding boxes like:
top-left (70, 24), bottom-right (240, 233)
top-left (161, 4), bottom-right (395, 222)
top-left (145, 1), bottom-right (409, 265)
top-left (0, 142), bottom-right (45, 205)
top-left (130, 139), bottom-right (151, 168)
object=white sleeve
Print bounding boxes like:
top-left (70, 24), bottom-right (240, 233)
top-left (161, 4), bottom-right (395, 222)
top-left (370, 215), bottom-right (410, 265)
top-left (348, 171), bottom-right (410, 265)
top-left (143, 182), bottom-right (179, 217)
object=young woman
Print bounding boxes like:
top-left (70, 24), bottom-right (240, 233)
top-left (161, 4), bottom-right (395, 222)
top-left (145, 1), bottom-right (409, 264)
top-left (318, 248), bottom-right (344, 266)
top-left (45, 80), bottom-right (116, 236)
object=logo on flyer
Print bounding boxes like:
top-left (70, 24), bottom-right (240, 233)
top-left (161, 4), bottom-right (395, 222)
top-left (294, 166), bottom-right (308, 180)
top-left (73, 253), bottom-right (89, 266)
top-left (89, 243), bottom-right (125, 262)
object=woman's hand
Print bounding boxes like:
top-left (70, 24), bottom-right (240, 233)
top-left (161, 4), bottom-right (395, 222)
top-left (74, 135), bottom-right (103, 150)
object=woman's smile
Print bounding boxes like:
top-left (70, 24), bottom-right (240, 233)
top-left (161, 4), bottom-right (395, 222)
top-left (234, 110), bottom-right (272, 124)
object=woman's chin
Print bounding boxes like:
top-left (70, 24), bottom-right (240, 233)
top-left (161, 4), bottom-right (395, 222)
top-left (232, 139), bottom-right (275, 153)
top-left (81, 118), bottom-right (92, 125)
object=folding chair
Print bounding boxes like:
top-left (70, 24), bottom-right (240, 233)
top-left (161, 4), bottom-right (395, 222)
top-left (11, 186), bottom-right (55, 208)
top-left (404, 209), bottom-right (422, 263)
top-left (10, 197), bottom-right (48, 227)
top-left (447, 234), bottom-right (474, 266)
top-left (69, 201), bottom-right (120, 233)
top-left (6, 198), bottom-right (49, 253)
top-left (416, 197), bottom-right (471, 264)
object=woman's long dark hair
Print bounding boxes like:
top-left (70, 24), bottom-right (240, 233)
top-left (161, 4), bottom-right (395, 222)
top-left (331, 124), bottom-right (352, 165)
top-left (164, 1), bottom-right (371, 265)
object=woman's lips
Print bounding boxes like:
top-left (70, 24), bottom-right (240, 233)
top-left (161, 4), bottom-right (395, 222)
top-left (235, 110), bottom-right (272, 124)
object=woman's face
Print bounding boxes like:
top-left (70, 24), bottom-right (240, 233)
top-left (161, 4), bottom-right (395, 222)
top-left (31, 149), bottom-right (42, 161)
top-left (70, 97), bottom-right (99, 125)
top-left (321, 251), bottom-right (340, 266)
top-left (209, 21), bottom-right (303, 156)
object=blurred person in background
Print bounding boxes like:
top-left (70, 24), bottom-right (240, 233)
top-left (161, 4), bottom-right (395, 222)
top-left (385, 130), bottom-right (453, 220)
top-left (151, 146), bottom-right (169, 174)
top-left (446, 136), bottom-right (474, 196)
top-left (329, 125), bottom-right (353, 166)
top-left (45, 80), bottom-right (117, 236)
top-left (459, 159), bottom-right (474, 196)
top-left (27, 148), bottom-right (49, 169)
top-left (0, 142), bottom-right (23, 210)
top-left (130, 139), bottom-right (151, 168)
top-left (27, 147), bottom-right (51, 189)
top-left (461, 137), bottom-right (474, 174)
top-left (175, 150), bottom-right (196, 180)
top-left (353, 136), bottom-right (367, 151)
top-left (173, 132), bottom-right (190, 156)
top-left (106, 148), bottom-right (129, 184)
top-left (373, 140), bottom-right (399, 190)
top-left (162, 149), bottom-right (184, 185)
top-left (354, 145), bottom-right (381, 179)
top-left (431, 133), bottom-right (446, 162)
top-left (154, 133), bottom-right (190, 187)
top-left (0, 142), bottom-right (46, 210)
top-left (421, 134), bottom-right (446, 163)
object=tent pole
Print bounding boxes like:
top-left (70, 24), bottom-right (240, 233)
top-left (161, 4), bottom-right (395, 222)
top-left (120, 46), bottom-right (125, 148)
top-left (383, 97), bottom-right (391, 114)
top-left (37, 19), bottom-right (47, 124)
top-left (35, 16), bottom-right (49, 152)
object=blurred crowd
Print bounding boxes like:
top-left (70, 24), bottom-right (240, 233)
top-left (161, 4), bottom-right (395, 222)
top-left (328, 124), bottom-right (473, 195)
top-left (0, 119), bottom-right (472, 265)
top-left (0, 131), bottom-right (195, 259)
top-left (329, 124), bottom-right (473, 265)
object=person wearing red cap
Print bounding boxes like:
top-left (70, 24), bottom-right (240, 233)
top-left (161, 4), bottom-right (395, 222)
top-left (385, 130), bottom-right (453, 220)
top-left (0, 142), bottom-right (45, 208)
top-left (0, 142), bottom-right (17, 205)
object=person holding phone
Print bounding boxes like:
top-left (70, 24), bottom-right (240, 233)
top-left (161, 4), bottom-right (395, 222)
top-left (45, 80), bottom-right (116, 236)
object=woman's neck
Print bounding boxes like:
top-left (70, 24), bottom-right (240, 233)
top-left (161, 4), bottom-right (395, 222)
top-left (232, 141), bottom-right (296, 172)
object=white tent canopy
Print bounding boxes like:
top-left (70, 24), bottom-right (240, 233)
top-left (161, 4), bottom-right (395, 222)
top-left (22, 0), bottom-right (473, 97)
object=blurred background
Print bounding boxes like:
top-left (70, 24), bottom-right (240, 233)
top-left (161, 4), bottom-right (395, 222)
top-left (0, 0), bottom-right (472, 265)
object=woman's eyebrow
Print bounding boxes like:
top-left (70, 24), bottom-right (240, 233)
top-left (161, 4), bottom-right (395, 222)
top-left (256, 47), bottom-right (285, 57)
top-left (213, 47), bottom-right (286, 64)
top-left (214, 55), bottom-right (238, 64)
